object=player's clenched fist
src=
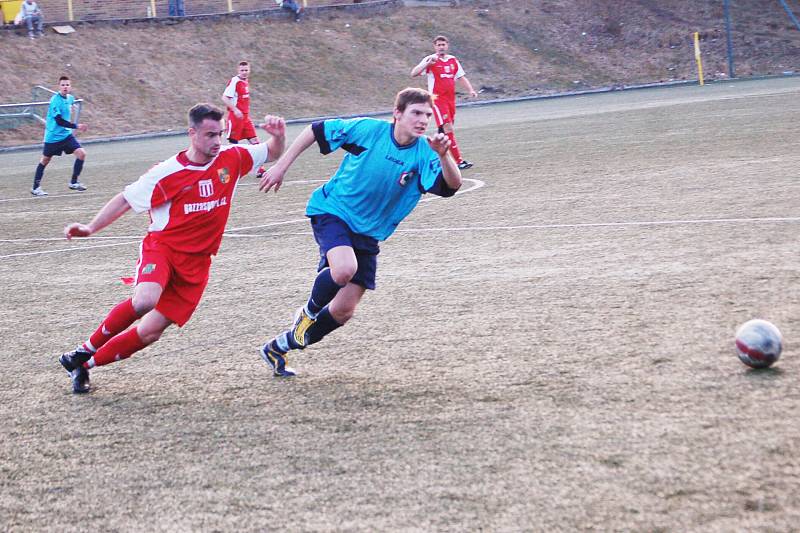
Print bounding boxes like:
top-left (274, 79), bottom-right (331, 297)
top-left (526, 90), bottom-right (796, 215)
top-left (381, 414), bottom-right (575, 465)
top-left (64, 222), bottom-right (92, 239)
top-left (261, 115), bottom-right (286, 138)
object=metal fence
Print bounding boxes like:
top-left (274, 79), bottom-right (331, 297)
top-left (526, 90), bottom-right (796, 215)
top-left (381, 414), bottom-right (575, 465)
top-left (0, 86), bottom-right (82, 130)
top-left (1, 0), bottom-right (360, 24)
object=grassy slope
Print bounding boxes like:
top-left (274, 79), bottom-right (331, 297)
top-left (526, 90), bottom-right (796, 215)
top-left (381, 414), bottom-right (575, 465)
top-left (0, 0), bottom-right (798, 145)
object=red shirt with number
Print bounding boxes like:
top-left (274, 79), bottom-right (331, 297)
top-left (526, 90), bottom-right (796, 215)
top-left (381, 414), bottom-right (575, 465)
top-left (123, 143), bottom-right (268, 256)
top-left (423, 54), bottom-right (466, 104)
top-left (223, 76), bottom-right (251, 116)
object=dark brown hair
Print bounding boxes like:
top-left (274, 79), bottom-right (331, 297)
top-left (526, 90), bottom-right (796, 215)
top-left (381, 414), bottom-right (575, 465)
top-left (394, 87), bottom-right (434, 112)
top-left (188, 103), bottom-right (224, 128)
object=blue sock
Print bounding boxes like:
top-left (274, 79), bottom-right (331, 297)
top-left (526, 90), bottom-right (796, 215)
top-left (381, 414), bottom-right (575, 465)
top-left (72, 159), bottom-right (84, 182)
top-left (33, 163), bottom-right (45, 189)
top-left (306, 268), bottom-right (344, 317)
top-left (306, 307), bottom-right (343, 346)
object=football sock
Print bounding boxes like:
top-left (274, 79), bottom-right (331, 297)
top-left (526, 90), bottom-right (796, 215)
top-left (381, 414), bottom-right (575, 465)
top-left (87, 327), bottom-right (148, 368)
top-left (306, 267), bottom-right (345, 317)
top-left (446, 131), bottom-right (462, 163)
top-left (33, 163), bottom-right (45, 189)
top-left (85, 298), bottom-right (139, 353)
top-left (306, 306), bottom-right (343, 346)
top-left (275, 331), bottom-right (295, 352)
top-left (71, 159), bottom-right (84, 181)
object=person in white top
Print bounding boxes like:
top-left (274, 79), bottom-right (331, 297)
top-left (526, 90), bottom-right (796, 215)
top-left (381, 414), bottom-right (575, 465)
top-left (19, 0), bottom-right (44, 39)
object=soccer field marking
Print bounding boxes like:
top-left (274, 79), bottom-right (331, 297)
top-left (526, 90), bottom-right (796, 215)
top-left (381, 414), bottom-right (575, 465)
top-left (223, 215), bottom-right (800, 239)
top-left (3, 215), bottom-right (798, 260)
top-left (394, 215), bottom-right (800, 234)
top-left (0, 192), bottom-right (105, 203)
top-left (0, 179), bottom-right (326, 205)
top-left (0, 240), bottom-right (139, 259)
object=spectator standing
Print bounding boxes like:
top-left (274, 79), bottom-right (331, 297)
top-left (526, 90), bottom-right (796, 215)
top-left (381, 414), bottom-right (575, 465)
top-left (168, 0), bottom-right (185, 17)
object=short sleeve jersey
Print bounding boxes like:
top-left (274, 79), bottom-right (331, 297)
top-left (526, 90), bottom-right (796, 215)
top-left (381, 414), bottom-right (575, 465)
top-left (424, 55), bottom-right (466, 102)
top-left (223, 76), bottom-right (250, 116)
top-left (44, 93), bottom-right (75, 143)
top-left (123, 143), bottom-right (269, 255)
top-left (306, 117), bottom-right (457, 241)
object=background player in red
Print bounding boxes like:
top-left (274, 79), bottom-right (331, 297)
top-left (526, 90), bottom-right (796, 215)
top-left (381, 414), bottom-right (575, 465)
top-left (411, 35), bottom-right (478, 170)
top-left (57, 103), bottom-right (286, 394)
top-left (222, 60), bottom-right (267, 176)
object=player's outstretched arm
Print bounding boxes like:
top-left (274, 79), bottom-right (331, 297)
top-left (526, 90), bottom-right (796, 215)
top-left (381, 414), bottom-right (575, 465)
top-left (64, 192), bottom-right (132, 240)
top-left (427, 133), bottom-right (462, 190)
top-left (261, 115), bottom-right (287, 162)
top-left (258, 125), bottom-right (316, 194)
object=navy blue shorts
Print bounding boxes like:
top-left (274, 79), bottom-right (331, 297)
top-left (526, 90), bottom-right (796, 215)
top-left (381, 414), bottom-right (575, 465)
top-left (310, 213), bottom-right (379, 290)
top-left (43, 135), bottom-right (81, 157)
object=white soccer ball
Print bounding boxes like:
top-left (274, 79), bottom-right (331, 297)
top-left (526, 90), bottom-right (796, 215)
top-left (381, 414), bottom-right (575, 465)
top-left (735, 319), bottom-right (783, 369)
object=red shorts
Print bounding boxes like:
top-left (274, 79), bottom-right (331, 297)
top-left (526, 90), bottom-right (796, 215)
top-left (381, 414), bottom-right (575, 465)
top-left (432, 97), bottom-right (456, 127)
top-left (226, 113), bottom-right (258, 142)
top-left (134, 238), bottom-right (211, 327)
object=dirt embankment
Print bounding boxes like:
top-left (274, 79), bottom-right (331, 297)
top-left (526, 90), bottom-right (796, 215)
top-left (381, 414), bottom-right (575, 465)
top-left (1, 0), bottom-right (798, 146)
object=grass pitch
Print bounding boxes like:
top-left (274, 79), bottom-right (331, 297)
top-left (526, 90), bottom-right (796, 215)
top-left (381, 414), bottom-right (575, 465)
top-left (1, 77), bottom-right (799, 531)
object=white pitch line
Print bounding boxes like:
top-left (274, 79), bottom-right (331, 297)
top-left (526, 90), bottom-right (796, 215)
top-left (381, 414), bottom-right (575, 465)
top-left (0, 192), bottom-right (104, 203)
top-left (395, 215), bottom-right (800, 234)
top-left (0, 240), bottom-right (139, 259)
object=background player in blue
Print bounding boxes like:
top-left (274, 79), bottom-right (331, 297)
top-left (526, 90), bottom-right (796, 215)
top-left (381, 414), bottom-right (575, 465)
top-left (257, 87), bottom-right (462, 377)
top-left (31, 76), bottom-right (89, 196)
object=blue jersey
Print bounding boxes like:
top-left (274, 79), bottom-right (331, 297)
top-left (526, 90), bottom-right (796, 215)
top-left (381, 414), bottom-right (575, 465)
top-left (44, 93), bottom-right (76, 143)
top-left (307, 118), bottom-right (457, 241)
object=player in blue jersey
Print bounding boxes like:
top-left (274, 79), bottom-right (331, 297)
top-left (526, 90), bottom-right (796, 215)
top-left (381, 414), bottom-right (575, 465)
top-left (257, 87), bottom-right (462, 377)
top-left (31, 76), bottom-right (89, 196)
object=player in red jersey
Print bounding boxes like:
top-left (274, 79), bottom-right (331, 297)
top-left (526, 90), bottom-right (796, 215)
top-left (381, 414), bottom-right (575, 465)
top-left (57, 103), bottom-right (286, 394)
top-left (411, 35), bottom-right (478, 170)
top-left (223, 61), bottom-right (267, 176)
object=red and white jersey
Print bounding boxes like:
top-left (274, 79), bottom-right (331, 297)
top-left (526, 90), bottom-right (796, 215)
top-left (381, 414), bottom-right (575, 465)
top-left (223, 76), bottom-right (251, 115)
top-left (423, 54), bottom-right (466, 101)
top-left (123, 143), bottom-right (269, 256)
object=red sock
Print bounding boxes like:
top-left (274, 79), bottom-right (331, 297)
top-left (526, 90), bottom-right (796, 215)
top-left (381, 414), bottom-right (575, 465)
top-left (446, 131), bottom-right (462, 163)
top-left (86, 299), bottom-right (139, 352)
top-left (89, 327), bottom-right (148, 367)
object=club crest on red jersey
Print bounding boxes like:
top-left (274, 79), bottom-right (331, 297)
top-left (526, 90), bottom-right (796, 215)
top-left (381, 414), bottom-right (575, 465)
top-left (142, 263), bottom-right (157, 274)
top-left (217, 167), bottom-right (231, 184)
top-left (198, 179), bottom-right (214, 198)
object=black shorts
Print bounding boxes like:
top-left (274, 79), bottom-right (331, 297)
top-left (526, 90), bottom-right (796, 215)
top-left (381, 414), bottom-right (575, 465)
top-left (310, 213), bottom-right (379, 290)
top-left (43, 135), bottom-right (81, 157)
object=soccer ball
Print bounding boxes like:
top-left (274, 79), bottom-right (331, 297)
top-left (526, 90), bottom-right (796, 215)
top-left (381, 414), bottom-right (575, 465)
top-left (735, 319), bottom-right (783, 369)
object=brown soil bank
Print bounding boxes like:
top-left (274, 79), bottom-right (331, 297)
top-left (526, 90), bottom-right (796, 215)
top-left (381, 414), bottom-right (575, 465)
top-left (1, 0), bottom-right (798, 146)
